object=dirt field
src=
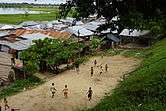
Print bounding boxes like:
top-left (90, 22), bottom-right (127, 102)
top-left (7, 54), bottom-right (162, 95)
top-left (1, 55), bottom-right (141, 111)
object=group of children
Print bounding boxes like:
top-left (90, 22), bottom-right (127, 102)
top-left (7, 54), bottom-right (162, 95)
top-left (50, 59), bottom-right (108, 101)
top-left (1, 58), bottom-right (107, 111)
top-left (50, 83), bottom-right (69, 99)
top-left (91, 59), bottom-right (108, 77)
top-left (50, 84), bottom-right (93, 101)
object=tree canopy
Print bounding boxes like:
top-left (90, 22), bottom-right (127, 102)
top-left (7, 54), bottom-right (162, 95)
top-left (21, 38), bottom-right (85, 74)
top-left (59, 0), bottom-right (166, 35)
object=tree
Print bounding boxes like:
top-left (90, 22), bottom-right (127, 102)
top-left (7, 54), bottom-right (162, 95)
top-left (89, 36), bottom-right (105, 53)
top-left (20, 38), bottom-right (85, 74)
top-left (61, 0), bottom-right (166, 35)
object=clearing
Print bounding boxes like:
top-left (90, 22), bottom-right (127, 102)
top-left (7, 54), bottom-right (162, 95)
top-left (1, 55), bottom-right (141, 111)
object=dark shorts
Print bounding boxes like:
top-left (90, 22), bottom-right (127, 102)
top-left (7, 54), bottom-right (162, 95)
top-left (64, 92), bottom-right (68, 95)
top-left (88, 94), bottom-right (92, 98)
top-left (52, 92), bottom-right (55, 94)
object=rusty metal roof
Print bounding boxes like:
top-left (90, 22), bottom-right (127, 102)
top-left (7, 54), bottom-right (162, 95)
top-left (15, 29), bottom-right (72, 40)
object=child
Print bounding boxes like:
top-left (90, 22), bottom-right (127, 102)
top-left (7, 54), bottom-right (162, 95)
top-left (94, 60), bottom-right (97, 66)
top-left (4, 98), bottom-right (10, 110)
top-left (87, 87), bottom-right (93, 101)
top-left (99, 65), bottom-right (103, 75)
top-left (11, 108), bottom-right (20, 111)
top-left (105, 64), bottom-right (108, 72)
top-left (50, 83), bottom-right (57, 98)
top-left (62, 85), bottom-right (68, 98)
top-left (91, 67), bottom-right (94, 77)
top-left (75, 63), bottom-right (79, 73)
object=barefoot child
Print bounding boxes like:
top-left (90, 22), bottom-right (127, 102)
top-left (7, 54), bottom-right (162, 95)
top-left (91, 67), bottom-right (94, 77)
top-left (4, 98), bottom-right (9, 110)
top-left (105, 64), bottom-right (108, 72)
top-left (62, 85), bottom-right (68, 98)
top-left (75, 63), bottom-right (79, 73)
top-left (99, 65), bottom-right (103, 75)
top-left (94, 60), bottom-right (97, 66)
top-left (87, 87), bottom-right (93, 101)
top-left (50, 83), bottom-right (57, 98)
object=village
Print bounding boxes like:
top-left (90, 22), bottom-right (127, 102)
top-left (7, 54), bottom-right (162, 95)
top-left (0, 15), bottom-right (154, 82)
top-left (0, 0), bottom-right (165, 111)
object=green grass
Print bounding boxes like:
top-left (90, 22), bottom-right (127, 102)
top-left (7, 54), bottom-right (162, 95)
top-left (0, 7), bottom-right (59, 24)
top-left (0, 7), bottom-right (76, 24)
top-left (82, 38), bottom-right (166, 111)
top-left (0, 76), bottom-right (43, 99)
top-left (121, 50), bottom-right (145, 58)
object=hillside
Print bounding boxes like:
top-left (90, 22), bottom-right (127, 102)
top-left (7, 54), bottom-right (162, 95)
top-left (83, 38), bottom-right (166, 111)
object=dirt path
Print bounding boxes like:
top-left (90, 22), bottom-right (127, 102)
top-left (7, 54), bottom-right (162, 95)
top-left (2, 55), bottom-right (140, 111)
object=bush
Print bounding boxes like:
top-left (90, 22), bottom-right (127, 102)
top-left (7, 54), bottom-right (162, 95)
top-left (0, 76), bottom-right (42, 99)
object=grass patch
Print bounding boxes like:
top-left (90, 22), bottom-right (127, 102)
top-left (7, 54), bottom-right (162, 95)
top-left (105, 49), bottom-right (123, 56)
top-left (121, 50), bottom-right (145, 58)
top-left (0, 7), bottom-right (75, 24)
top-left (0, 76), bottom-right (43, 99)
top-left (82, 38), bottom-right (166, 111)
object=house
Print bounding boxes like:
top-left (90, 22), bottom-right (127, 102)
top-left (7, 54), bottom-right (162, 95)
top-left (83, 23), bottom-right (99, 32)
top-left (65, 26), bottom-right (94, 40)
top-left (60, 17), bottom-right (75, 26)
top-left (107, 34), bottom-right (120, 47)
top-left (53, 24), bottom-right (68, 31)
top-left (15, 29), bottom-right (72, 40)
top-left (20, 21), bottom-right (39, 27)
top-left (0, 31), bottom-right (10, 38)
top-left (20, 33), bottom-right (52, 41)
top-left (0, 25), bottom-right (15, 30)
top-left (119, 29), bottom-right (152, 46)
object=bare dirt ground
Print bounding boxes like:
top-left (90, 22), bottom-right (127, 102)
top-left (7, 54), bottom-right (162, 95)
top-left (1, 55), bottom-right (141, 111)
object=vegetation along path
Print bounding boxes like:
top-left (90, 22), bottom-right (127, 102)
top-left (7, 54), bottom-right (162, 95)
top-left (3, 55), bottom-right (141, 111)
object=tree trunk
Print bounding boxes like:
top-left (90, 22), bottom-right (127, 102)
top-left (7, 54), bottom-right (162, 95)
top-left (39, 60), bottom-right (47, 73)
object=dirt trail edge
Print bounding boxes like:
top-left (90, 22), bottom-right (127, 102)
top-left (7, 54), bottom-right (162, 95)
top-left (3, 55), bottom-right (141, 111)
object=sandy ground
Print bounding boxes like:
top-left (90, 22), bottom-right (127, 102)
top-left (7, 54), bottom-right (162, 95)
top-left (1, 55), bottom-right (140, 111)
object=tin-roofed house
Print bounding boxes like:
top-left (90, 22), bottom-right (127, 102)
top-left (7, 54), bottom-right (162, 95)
top-left (20, 21), bottom-right (39, 27)
top-left (119, 29), bottom-right (153, 48)
top-left (105, 34), bottom-right (121, 49)
top-left (65, 26), bottom-right (94, 41)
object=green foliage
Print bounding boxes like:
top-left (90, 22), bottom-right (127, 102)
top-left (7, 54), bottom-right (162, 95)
top-left (106, 49), bottom-right (122, 56)
top-left (21, 38), bottom-right (85, 73)
top-left (82, 38), bottom-right (166, 111)
top-left (89, 37), bottom-right (105, 52)
top-left (63, 0), bottom-right (166, 35)
top-left (0, 76), bottom-right (42, 99)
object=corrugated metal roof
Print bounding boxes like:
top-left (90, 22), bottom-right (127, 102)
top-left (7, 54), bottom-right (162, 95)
top-left (120, 29), bottom-right (150, 37)
top-left (66, 26), bottom-right (94, 37)
top-left (107, 34), bottom-right (120, 42)
top-left (83, 23), bottom-right (99, 31)
top-left (20, 33), bottom-right (51, 40)
top-left (0, 40), bottom-right (30, 50)
top-left (20, 21), bottom-right (39, 27)
top-left (0, 31), bottom-right (10, 37)
top-left (10, 40), bottom-right (31, 50)
top-left (0, 25), bottom-right (15, 30)
top-left (53, 24), bottom-right (68, 31)
top-left (15, 29), bottom-right (71, 40)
